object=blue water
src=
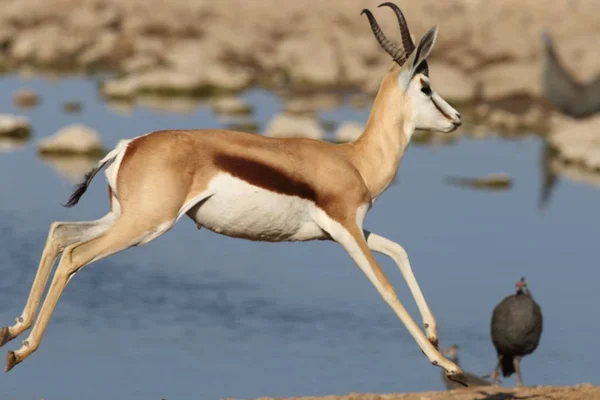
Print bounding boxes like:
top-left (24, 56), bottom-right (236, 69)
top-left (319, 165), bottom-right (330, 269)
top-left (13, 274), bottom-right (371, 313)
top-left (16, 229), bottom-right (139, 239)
top-left (0, 75), bottom-right (598, 400)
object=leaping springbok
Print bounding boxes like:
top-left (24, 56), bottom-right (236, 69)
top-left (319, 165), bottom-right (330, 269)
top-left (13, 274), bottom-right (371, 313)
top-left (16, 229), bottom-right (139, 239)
top-left (0, 2), bottom-right (467, 385)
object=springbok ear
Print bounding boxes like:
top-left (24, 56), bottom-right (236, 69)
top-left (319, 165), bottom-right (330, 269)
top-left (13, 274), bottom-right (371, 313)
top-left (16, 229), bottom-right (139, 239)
top-left (410, 25), bottom-right (438, 75)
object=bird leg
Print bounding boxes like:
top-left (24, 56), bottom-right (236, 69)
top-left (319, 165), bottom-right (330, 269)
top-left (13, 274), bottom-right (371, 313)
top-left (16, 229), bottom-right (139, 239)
top-left (490, 355), bottom-right (502, 385)
top-left (513, 356), bottom-right (524, 387)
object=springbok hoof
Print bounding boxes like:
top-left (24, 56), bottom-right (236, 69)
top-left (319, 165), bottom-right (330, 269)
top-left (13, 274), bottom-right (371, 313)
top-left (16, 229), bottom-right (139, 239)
top-left (446, 372), bottom-right (469, 387)
top-left (5, 351), bottom-right (19, 373)
top-left (0, 327), bottom-right (11, 347)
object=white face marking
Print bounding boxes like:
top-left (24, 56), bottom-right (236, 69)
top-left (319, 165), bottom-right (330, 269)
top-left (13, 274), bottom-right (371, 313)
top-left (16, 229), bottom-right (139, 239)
top-left (184, 173), bottom-right (328, 242)
top-left (405, 74), bottom-right (461, 133)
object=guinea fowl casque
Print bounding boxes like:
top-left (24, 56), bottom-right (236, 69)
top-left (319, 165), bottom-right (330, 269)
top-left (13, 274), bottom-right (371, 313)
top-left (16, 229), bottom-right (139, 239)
top-left (490, 277), bottom-right (543, 387)
top-left (440, 345), bottom-right (492, 390)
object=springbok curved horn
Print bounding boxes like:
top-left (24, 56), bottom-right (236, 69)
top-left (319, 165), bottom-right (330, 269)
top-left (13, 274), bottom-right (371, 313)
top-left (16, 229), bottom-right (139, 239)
top-left (361, 8), bottom-right (408, 65)
top-left (378, 2), bottom-right (415, 55)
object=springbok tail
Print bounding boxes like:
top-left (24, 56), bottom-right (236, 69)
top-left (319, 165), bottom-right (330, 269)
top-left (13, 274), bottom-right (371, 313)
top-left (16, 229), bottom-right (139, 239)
top-left (62, 143), bottom-right (124, 208)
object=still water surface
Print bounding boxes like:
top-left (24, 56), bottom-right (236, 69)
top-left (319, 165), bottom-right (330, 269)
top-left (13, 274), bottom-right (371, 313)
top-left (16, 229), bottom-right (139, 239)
top-left (0, 75), bottom-right (598, 399)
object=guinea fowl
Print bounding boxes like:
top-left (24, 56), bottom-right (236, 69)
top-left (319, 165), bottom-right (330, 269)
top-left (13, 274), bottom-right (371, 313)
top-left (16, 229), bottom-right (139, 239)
top-left (542, 32), bottom-right (600, 118)
top-left (440, 345), bottom-right (492, 390)
top-left (490, 277), bottom-right (543, 387)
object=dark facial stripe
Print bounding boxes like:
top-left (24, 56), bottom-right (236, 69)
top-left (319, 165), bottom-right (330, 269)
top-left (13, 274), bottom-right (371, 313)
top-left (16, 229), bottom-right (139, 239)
top-left (432, 96), bottom-right (452, 120)
top-left (214, 155), bottom-right (317, 202)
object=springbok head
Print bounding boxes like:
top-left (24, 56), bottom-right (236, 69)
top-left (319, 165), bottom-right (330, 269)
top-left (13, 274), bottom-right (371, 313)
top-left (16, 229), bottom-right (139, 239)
top-left (362, 3), bottom-right (462, 133)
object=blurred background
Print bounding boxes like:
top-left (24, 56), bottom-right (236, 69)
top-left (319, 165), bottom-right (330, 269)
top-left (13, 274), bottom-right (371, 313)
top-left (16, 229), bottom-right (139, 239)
top-left (0, 0), bottom-right (599, 399)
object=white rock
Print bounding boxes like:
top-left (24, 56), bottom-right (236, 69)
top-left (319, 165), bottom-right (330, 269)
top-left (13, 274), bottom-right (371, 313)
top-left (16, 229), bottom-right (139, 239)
top-left (0, 114), bottom-right (31, 137)
top-left (264, 113), bottom-right (324, 140)
top-left (101, 68), bottom-right (203, 98)
top-left (210, 96), bottom-right (253, 116)
top-left (38, 124), bottom-right (105, 155)
top-left (334, 122), bottom-right (363, 143)
top-left (549, 113), bottom-right (600, 171)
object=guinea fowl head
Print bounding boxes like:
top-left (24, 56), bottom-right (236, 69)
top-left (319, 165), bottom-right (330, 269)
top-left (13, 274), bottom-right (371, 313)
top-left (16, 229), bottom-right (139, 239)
top-left (440, 344), bottom-right (460, 363)
top-left (515, 277), bottom-right (530, 295)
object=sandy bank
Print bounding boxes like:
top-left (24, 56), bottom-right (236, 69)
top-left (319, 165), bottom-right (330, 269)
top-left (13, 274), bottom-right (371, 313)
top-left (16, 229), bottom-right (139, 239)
top-left (227, 384), bottom-right (600, 400)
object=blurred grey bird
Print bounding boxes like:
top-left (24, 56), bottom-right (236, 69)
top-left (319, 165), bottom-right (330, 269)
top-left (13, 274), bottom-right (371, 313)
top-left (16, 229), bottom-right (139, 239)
top-left (490, 277), bottom-right (543, 387)
top-left (440, 345), bottom-right (492, 390)
top-left (542, 32), bottom-right (600, 118)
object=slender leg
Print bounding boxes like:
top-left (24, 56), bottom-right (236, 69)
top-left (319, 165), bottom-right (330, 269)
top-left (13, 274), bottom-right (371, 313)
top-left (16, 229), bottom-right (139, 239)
top-left (364, 230), bottom-right (438, 348)
top-left (513, 356), bottom-right (524, 387)
top-left (315, 214), bottom-right (467, 385)
top-left (5, 217), bottom-right (174, 372)
top-left (0, 214), bottom-right (116, 347)
top-left (490, 355), bottom-right (502, 384)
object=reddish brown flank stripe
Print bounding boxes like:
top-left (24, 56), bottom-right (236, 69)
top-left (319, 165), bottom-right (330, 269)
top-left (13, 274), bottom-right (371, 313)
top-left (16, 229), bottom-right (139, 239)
top-left (213, 154), bottom-right (317, 201)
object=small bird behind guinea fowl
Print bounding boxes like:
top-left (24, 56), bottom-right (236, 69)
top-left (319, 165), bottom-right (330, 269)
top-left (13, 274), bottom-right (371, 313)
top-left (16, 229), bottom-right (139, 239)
top-left (440, 345), bottom-right (492, 390)
top-left (490, 277), bottom-right (543, 387)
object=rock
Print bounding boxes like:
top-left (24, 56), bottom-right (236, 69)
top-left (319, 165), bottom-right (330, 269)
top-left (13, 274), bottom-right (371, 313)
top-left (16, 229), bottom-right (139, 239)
top-left (13, 88), bottom-right (40, 108)
top-left (446, 173), bottom-right (513, 190)
top-left (477, 62), bottom-right (541, 100)
top-left (428, 62), bottom-right (476, 103)
top-left (38, 124), bottom-right (106, 156)
top-left (549, 114), bottom-right (600, 171)
top-left (205, 65), bottom-right (252, 92)
top-left (101, 66), bottom-right (248, 99)
top-left (78, 31), bottom-right (133, 67)
top-left (63, 101), bottom-right (82, 114)
top-left (264, 113), bottom-right (324, 140)
top-left (10, 24), bottom-right (90, 66)
top-left (0, 114), bottom-right (31, 138)
top-left (275, 36), bottom-right (340, 87)
top-left (100, 68), bottom-right (204, 98)
top-left (122, 54), bottom-right (159, 74)
top-left (334, 122), bottom-right (363, 143)
top-left (209, 96), bottom-right (253, 116)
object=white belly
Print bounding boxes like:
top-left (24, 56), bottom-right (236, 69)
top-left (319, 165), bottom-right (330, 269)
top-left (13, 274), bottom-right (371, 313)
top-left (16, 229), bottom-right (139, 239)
top-left (185, 174), bottom-right (327, 242)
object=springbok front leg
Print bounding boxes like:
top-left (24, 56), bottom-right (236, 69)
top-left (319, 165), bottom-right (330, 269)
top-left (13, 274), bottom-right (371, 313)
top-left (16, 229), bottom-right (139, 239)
top-left (0, 214), bottom-right (116, 347)
top-left (5, 216), bottom-right (174, 372)
top-left (315, 211), bottom-right (468, 386)
top-left (364, 230), bottom-right (438, 348)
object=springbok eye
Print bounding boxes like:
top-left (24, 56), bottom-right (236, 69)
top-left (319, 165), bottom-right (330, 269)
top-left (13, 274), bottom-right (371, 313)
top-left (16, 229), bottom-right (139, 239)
top-left (421, 86), bottom-right (432, 96)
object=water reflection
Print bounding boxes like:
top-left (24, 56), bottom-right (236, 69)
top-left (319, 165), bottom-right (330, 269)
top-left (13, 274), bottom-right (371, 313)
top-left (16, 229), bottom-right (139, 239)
top-left (0, 136), bottom-right (28, 152)
top-left (38, 154), bottom-right (99, 183)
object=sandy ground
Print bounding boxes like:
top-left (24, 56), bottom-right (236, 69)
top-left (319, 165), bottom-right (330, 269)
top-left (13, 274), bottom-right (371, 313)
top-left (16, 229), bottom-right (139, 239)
top-left (228, 384), bottom-right (600, 400)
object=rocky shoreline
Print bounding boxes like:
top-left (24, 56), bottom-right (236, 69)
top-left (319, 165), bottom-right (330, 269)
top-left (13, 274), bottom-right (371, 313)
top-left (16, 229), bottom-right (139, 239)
top-left (2, 0), bottom-right (600, 173)
top-left (2, 0), bottom-right (598, 102)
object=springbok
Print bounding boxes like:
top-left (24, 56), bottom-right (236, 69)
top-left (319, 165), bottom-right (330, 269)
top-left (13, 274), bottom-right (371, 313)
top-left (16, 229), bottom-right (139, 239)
top-left (0, 2), bottom-right (467, 385)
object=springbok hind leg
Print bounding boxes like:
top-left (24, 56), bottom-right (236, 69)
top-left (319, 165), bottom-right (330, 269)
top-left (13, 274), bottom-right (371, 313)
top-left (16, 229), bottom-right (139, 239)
top-left (5, 217), bottom-right (175, 372)
top-left (0, 213), bottom-right (117, 347)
